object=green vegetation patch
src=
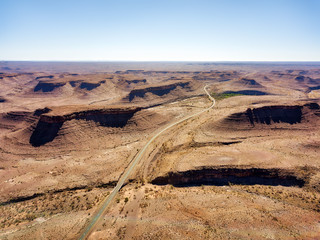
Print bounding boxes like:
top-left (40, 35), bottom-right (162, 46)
top-left (211, 92), bottom-right (243, 100)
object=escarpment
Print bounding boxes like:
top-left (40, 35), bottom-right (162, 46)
top-left (29, 121), bottom-right (64, 147)
top-left (35, 75), bottom-right (54, 80)
top-left (295, 75), bottom-right (313, 83)
top-left (308, 85), bottom-right (320, 92)
top-left (192, 70), bottom-right (239, 81)
top-left (219, 78), bottom-right (268, 96)
top-left (125, 81), bottom-right (192, 102)
top-left (246, 105), bottom-right (303, 125)
top-left (29, 106), bottom-right (141, 147)
top-left (222, 90), bottom-right (268, 96)
top-left (78, 80), bottom-right (106, 90)
top-left (0, 111), bottom-right (35, 128)
top-left (151, 167), bottom-right (306, 187)
top-left (34, 81), bottom-right (66, 92)
top-left (221, 103), bottom-right (320, 129)
top-left (117, 78), bottom-right (148, 89)
top-left (125, 79), bottom-right (147, 84)
top-left (234, 78), bottom-right (264, 88)
top-left (34, 79), bottom-right (106, 92)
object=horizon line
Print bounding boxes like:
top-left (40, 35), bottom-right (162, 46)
top-left (2, 60), bottom-right (320, 63)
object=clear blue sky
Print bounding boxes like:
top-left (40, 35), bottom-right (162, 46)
top-left (1, 0), bottom-right (319, 61)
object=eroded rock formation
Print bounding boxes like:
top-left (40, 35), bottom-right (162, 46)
top-left (222, 103), bottom-right (320, 128)
top-left (125, 79), bottom-right (147, 84)
top-left (29, 106), bottom-right (141, 146)
top-left (235, 78), bottom-right (263, 88)
top-left (223, 90), bottom-right (268, 96)
top-left (35, 75), bottom-right (54, 80)
top-left (34, 81), bottom-right (66, 92)
top-left (34, 79), bottom-right (106, 92)
top-left (246, 105), bottom-right (303, 125)
top-left (151, 167), bottom-right (306, 187)
top-left (79, 80), bottom-right (106, 90)
top-left (126, 81), bottom-right (191, 101)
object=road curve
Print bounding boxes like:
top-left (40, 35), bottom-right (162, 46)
top-left (78, 85), bottom-right (215, 240)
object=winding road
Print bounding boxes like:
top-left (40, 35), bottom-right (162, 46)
top-left (78, 85), bottom-right (216, 240)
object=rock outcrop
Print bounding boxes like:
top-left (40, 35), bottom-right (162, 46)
top-left (221, 103), bottom-right (320, 129)
top-left (308, 85), bottom-right (320, 92)
top-left (223, 90), bottom-right (268, 96)
top-left (151, 167), bottom-right (306, 187)
top-left (125, 81), bottom-right (191, 102)
top-left (125, 79), bottom-right (147, 84)
top-left (29, 106), bottom-right (141, 146)
top-left (34, 79), bottom-right (106, 92)
top-left (34, 81), bottom-right (66, 92)
top-left (35, 75), bottom-right (54, 80)
top-left (246, 105), bottom-right (303, 125)
top-left (295, 75), bottom-right (319, 84)
top-left (79, 80), bottom-right (106, 90)
top-left (295, 75), bottom-right (309, 82)
top-left (192, 70), bottom-right (239, 82)
top-left (234, 78), bottom-right (263, 88)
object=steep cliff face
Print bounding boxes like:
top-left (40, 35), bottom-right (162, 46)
top-left (79, 80), bottom-right (106, 90)
top-left (308, 85), bottom-right (320, 92)
top-left (234, 78), bottom-right (263, 88)
top-left (304, 102), bottom-right (320, 110)
top-left (69, 80), bottom-right (83, 87)
top-left (30, 121), bottom-right (63, 147)
top-left (34, 81), bottom-right (66, 92)
top-left (34, 79), bottom-right (106, 92)
top-left (35, 75), bottom-right (54, 80)
top-left (33, 107), bottom-right (51, 116)
top-left (295, 75), bottom-right (312, 83)
top-left (151, 167), bottom-right (306, 187)
top-left (246, 106), bottom-right (303, 125)
top-left (126, 81), bottom-right (191, 101)
top-left (125, 79), bottom-right (147, 84)
top-left (192, 70), bottom-right (239, 82)
top-left (0, 111), bottom-right (37, 134)
top-left (223, 90), bottom-right (268, 96)
top-left (3, 111), bottom-right (32, 122)
top-left (29, 106), bottom-right (141, 147)
top-left (222, 103), bottom-right (320, 129)
top-left (294, 75), bottom-right (320, 85)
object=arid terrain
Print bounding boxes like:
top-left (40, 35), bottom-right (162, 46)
top-left (0, 61), bottom-right (320, 239)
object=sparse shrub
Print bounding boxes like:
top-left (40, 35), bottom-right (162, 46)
top-left (86, 203), bottom-right (93, 210)
top-left (26, 214), bottom-right (36, 221)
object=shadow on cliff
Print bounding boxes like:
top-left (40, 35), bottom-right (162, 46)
top-left (30, 112), bottom-right (135, 147)
top-left (223, 90), bottom-right (268, 96)
top-left (127, 81), bottom-right (190, 102)
top-left (246, 106), bottom-right (303, 125)
top-left (34, 82), bottom-right (66, 92)
top-left (220, 103), bottom-right (320, 130)
top-left (151, 168), bottom-right (306, 188)
top-left (30, 121), bottom-right (63, 147)
top-left (129, 85), bottom-right (178, 101)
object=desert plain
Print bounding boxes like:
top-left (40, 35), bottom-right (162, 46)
top-left (0, 61), bottom-right (320, 239)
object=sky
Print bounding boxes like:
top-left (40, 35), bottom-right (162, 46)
top-left (1, 0), bottom-right (320, 61)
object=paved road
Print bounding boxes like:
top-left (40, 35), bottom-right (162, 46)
top-left (78, 85), bottom-right (215, 240)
